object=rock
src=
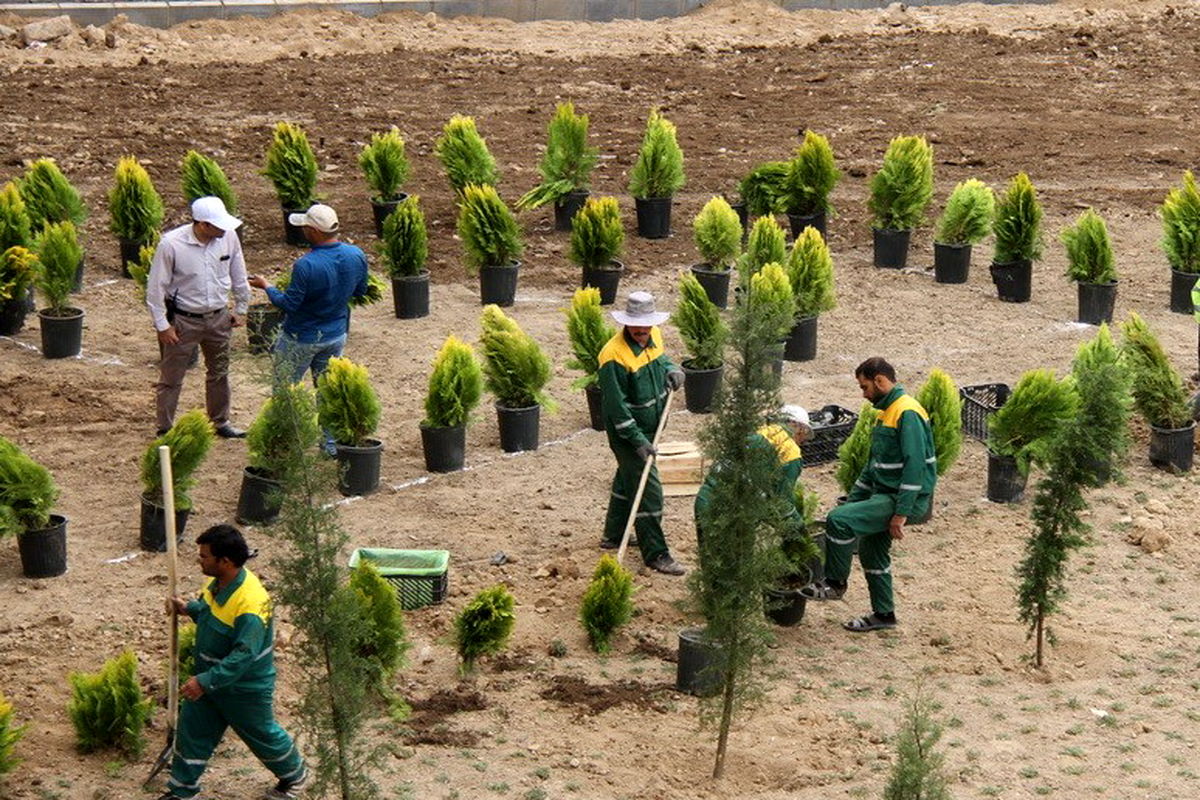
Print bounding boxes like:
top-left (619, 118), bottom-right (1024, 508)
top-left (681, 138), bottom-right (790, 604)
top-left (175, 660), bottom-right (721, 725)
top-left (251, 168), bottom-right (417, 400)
top-left (881, 2), bottom-right (908, 26)
top-left (104, 30), bottom-right (118, 48)
top-left (80, 25), bottom-right (104, 47)
top-left (417, 645), bottom-right (434, 664)
top-left (0, 24), bottom-right (16, 40)
top-left (1144, 499), bottom-right (1170, 516)
top-left (533, 597), bottom-right (553, 613)
top-left (46, 613), bottom-right (74, 627)
top-left (22, 15), bottom-right (74, 45)
top-left (1134, 515), bottom-right (1164, 533)
top-left (1140, 530), bottom-right (1173, 553)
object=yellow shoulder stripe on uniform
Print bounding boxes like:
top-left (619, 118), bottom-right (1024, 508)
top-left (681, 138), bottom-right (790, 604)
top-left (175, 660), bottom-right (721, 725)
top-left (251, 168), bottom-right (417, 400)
top-left (878, 394), bottom-right (929, 428)
top-left (757, 424), bottom-right (802, 464)
top-left (597, 327), bottom-right (664, 373)
top-left (201, 569), bottom-right (272, 628)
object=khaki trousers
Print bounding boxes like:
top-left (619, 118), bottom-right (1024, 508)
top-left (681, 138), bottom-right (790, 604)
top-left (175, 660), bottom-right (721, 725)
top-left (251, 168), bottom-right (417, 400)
top-left (155, 309), bottom-right (232, 431)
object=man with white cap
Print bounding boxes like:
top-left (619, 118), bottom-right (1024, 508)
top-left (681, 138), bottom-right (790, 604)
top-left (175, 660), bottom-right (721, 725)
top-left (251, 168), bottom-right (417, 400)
top-left (147, 196), bottom-right (249, 438)
top-left (596, 291), bottom-right (687, 575)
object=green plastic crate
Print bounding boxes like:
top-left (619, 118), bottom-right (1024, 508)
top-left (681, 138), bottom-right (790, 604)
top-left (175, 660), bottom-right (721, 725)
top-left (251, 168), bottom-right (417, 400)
top-left (348, 548), bottom-right (450, 610)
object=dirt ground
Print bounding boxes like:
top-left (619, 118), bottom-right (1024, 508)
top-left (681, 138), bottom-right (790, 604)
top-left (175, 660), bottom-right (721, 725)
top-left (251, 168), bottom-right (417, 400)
top-left (2, 0), bottom-right (1200, 798)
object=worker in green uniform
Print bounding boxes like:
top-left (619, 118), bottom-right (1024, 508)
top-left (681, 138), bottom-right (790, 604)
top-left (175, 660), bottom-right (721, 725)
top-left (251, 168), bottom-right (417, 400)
top-left (802, 358), bottom-right (936, 633)
top-left (160, 525), bottom-right (307, 800)
top-left (597, 291), bottom-right (687, 575)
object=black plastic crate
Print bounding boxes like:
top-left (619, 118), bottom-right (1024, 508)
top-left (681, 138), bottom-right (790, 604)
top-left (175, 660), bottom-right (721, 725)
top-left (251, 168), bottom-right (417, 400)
top-left (348, 549), bottom-right (449, 610)
top-left (805, 404), bottom-right (858, 466)
top-left (960, 383), bottom-right (1010, 442)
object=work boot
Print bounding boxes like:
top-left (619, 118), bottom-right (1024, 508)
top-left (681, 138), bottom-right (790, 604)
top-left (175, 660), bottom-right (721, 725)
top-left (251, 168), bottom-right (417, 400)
top-left (647, 554), bottom-right (686, 576)
top-left (264, 767), bottom-right (308, 799)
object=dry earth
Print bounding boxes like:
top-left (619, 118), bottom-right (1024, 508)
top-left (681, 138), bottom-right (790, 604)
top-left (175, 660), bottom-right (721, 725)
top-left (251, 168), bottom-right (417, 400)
top-left (2, 1), bottom-right (1200, 799)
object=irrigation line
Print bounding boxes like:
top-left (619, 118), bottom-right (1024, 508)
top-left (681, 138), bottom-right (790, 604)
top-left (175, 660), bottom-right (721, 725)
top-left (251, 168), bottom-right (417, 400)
top-left (1, 335), bottom-right (127, 365)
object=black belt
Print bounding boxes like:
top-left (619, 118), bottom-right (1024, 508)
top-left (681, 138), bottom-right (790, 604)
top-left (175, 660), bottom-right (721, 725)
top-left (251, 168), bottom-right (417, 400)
top-left (174, 307), bottom-right (225, 319)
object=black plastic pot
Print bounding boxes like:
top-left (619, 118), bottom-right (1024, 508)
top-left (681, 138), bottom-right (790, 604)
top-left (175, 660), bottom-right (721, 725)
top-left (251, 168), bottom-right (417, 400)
top-left (72, 256), bottom-right (85, 293)
top-left (118, 237), bottom-right (149, 278)
top-left (676, 627), bottom-right (725, 697)
top-left (1169, 268), bottom-right (1198, 314)
top-left (783, 315), bottom-right (818, 362)
top-left (18, 514), bottom-right (67, 579)
top-left (933, 242), bottom-right (971, 284)
top-left (554, 190), bottom-right (590, 232)
top-left (38, 308), bottom-right (84, 359)
top-left (584, 384), bottom-right (604, 432)
top-left (140, 494), bottom-right (190, 552)
top-left (690, 265), bottom-right (731, 310)
top-left (764, 586), bottom-right (807, 627)
top-left (0, 297), bottom-right (26, 336)
top-left (235, 467), bottom-right (283, 526)
top-left (479, 261), bottom-right (520, 307)
top-left (1148, 421), bottom-right (1195, 473)
top-left (991, 259), bottom-right (1033, 303)
top-left (371, 193), bottom-right (407, 238)
top-left (682, 361), bottom-right (723, 414)
top-left (246, 303), bottom-right (283, 355)
top-left (335, 438), bottom-right (384, 496)
top-left (1077, 281), bottom-right (1117, 325)
top-left (634, 197), bottom-right (672, 239)
top-left (392, 271), bottom-right (430, 320)
top-left (420, 423), bottom-right (466, 473)
top-left (581, 261), bottom-right (623, 306)
top-left (282, 207), bottom-right (309, 247)
top-left (872, 228), bottom-right (912, 269)
top-left (986, 451), bottom-right (1027, 503)
top-left (787, 210), bottom-right (827, 241)
top-left (496, 403), bottom-right (540, 453)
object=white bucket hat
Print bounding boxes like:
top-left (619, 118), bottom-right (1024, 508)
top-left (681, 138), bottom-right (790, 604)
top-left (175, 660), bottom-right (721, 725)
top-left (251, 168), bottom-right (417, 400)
top-left (191, 196), bottom-right (241, 232)
top-left (779, 405), bottom-right (810, 429)
top-left (611, 291), bottom-right (670, 327)
top-left (288, 203), bottom-right (339, 233)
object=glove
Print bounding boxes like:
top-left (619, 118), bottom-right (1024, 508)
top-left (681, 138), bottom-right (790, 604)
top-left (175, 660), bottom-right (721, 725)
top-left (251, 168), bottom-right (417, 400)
top-left (636, 443), bottom-right (658, 462)
top-left (667, 370), bottom-right (686, 391)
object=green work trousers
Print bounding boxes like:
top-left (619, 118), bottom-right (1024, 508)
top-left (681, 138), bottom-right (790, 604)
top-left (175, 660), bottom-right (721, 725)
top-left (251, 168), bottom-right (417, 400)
top-left (824, 493), bottom-right (924, 616)
top-left (602, 440), bottom-right (668, 563)
top-left (167, 691), bottom-right (303, 799)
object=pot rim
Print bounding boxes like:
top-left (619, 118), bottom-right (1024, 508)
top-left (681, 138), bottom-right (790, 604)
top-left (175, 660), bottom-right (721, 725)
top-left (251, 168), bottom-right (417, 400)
top-left (37, 307), bottom-right (84, 319)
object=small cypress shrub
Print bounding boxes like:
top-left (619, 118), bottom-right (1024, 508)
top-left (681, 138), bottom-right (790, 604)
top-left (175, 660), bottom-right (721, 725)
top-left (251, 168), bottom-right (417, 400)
top-left (0, 690), bottom-right (26, 777)
top-left (435, 115), bottom-right (499, 195)
top-left (261, 122), bottom-right (318, 210)
top-left (1119, 312), bottom-right (1192, 429)
top-left (0, 434), bottom-right (58, 537)
top-left (348, 272), bottom-right (387, 309)
top-left (782, 130), bottom-right (840, 217)
top-left (672, 272), bottom-right (727, 370)
top-left (628, 109), bottom-right (685, 200)
top-left (579, 555), bottom-right (635, 654)
top-left (992, 172), bottom-right (1044, 264)
top-left (424, 335), bottom-right (484, 428)
top-left (738, 215), bottom-right (787, 281)
top-left (868, 135), bottom-right (934, 231)
top-left (987, 369), bottom-right (1079, 475)
top-left (140, 409), bottom-right (215, 510)
top-left (457, 184), bottom-right (523, 274)
top-left (1160, 170), bottom-right (1200, 273)
top-left (568, 196), bottom-right (623, 269)
top-left (67, 650), bottom-right (153, 757)
top-left (454, 585), bottom-right (516, 675)
top-left (107, 156), bottom-right (164, 242)
top-left (247, 381), bottom-right (321, 476)
top-left (125, 244), bottom-right (156, 302)
top-left (738, 161), bottom-right (789, 217)
top-left (19, 158), bottom-right (86, 231)
top-left (566, 287), bottom-right (615, 390)
top-left (349, 562), bottom-right (410, 693)
top-left (517, 101), bottom-right (599, 210)
top-left (177, 622), bottom-right (197, 681)
top-left (787, 227), bottom-right (836, 318)
top-left (935, 179), bottom-right (994, 245)
top-left (0, 246), bottom-right (39, 303)
top-left (915, 369), bottom-right (963, 477)
top-left (1062, 208), bottom-right (1116, 284)
top-left (1070, 324), bottom-right (1132, 485)
top-left (882, 686), bottom-right (953, 800)
top-left (835, 403), bottom-right (880, 493)
top-left (34, 221), bottom-right (83, 314)
top-left (180, 150), bottom-right (239, 214)
top-left (0, 182), bottom-right (32, 252)
top-left (479, 305), bottom-right (555, 409)
top-left (693, 196), bottom-right (742, 271)
top-left (358, 127), bottom-right (410, 203)
top-left (317, 357), bottom-right (382, 446)
top-left (379, 196), bottom-right (428, 278)
top-left (748, 263), bottom-right (795, 341)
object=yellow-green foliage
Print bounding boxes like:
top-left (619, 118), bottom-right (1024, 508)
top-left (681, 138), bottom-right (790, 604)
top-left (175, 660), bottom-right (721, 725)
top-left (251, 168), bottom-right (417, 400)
top-left (628, 109), bottom-right (685, 199)
top-left (787, 227), bottom-right (836, 318)
top-left (180, 150), bottom-right (239, 214)
top-left (247, 381), bottom-right (321, 475)
top-left (177, 622), bottom-right (197, 681)
top-left (0, 246), bottom-right (39, 301)
top-left (19, 158), bottom-right (86, 231)
top-left (692, 196), bottom-right (741, 270)
top-left (107, 156), bottom-right (164, 242)
top-left (868, 135), bottom-right (934, 231)
top-left (0, 182), bottom-right (32, 252)
top-left (358, 127), bottom-right (410, 202)
top-left (672, 272), bottom-right (727, 370)
top-left (748, 263), bottom-right (794, 340)
top-left (739, 215), bottom-right (787, 281)
top-left (262, 122), bottom-right (318, 209)
top-left (349, 562), bottom-right (410, 692)
top-left (0, 434), bottom-right (58, 537)
top-left (1062, 208), bottom-right (1116, 284)
top-left (1120, 312), bottom-right (1192, 429)
top-left (517, 101), bottom-right (598, 210)
top-left (454, 585), bottom-right (516, 674)
top-left (1161, 170), bottom-right (1200, 273)
top-left (566, 287), bottom-right (615, 389)
top-left (479, 305), bottom-right (554, 409)
top-left (125, 244), bottom-right (156, 303)
top-left (424, 335), bottom-right (484, 428)
top-left (436, 115), bottom-right (499, 195)
top-left (456, 184), bottom-right (523, 273)
top-left (988, 369), bottom-right (1079, 475)
top-left (993, 172), bottom-right (1044, 264)
top-left (835, 403), bottom-right (880, 493)
top-left (0, 689), bottom-right (26, 777)
top-left (935, 178), bottom-right (994, 245)
top-left (738, 161), bottom-right (789, 216)
top-left (579, 555), bottom-right (635, 654)
top-left (348, 271), bottom-right (387, 308)
top-left (568, 196), bottom-right (623, 269)
top-left (67, 650), bottom-right (153, 757)
top-left (140, 409), bottom-right (215, 510)
top-left (915, 369), bottom-right (963, 476)
top-left (317, 357), bottom-right (382, 446)
top-left (1073, 324), bottom-right (1133, 483)
top-left (783, 130), bottom-right (840, 216)
top-left (35, 221), bottom-right (82, 313)
top-left (379, 196), bottom-right (427, 278)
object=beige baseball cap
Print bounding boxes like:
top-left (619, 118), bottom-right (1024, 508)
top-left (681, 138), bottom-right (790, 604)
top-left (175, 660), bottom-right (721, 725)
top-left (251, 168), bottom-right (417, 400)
top-left (288, 203), bottom-right (339, 233)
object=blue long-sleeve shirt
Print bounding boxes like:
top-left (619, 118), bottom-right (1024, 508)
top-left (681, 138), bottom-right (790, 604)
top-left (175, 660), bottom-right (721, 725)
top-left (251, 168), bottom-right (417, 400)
top-left (265, 241), bottom-right (368, 343)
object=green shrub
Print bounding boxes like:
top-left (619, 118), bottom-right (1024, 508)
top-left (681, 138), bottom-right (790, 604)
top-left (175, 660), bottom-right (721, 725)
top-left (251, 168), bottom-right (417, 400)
top-left (835, 403), bottom-right (880, 493)
top-left (782, 130), bottom-right (840, 216)
top-left (579, 555), bottom-right (635, 654)
top-left (454, 585), bottom-right (516, 675)
top-left (1072, 323), bottom-right (1132, 484)
top-left (107, 156), bottom-right (164, 242)
top-left (693, 196), bottom-right (741, 270)
top-left (125, 244), bottom-right (156, 303)
top-left (177, 622), bottom-right (196, 682)
top-left (317, 357), bottom-right (382, 446)
top-left (738, 161), bottom-right (789, 217)
top-left (915, 369), bottom-right (962, 477)
top-left (457, 184), bottom-right (523, 274)
top-left (987, 369), bottom-right (1078, 475)
top-left (180, 150), bottom-right (239, 214)
top-left (517, 101), bottom-right (598, 210)
top-left (379, 196), bottom-right (427, 278)
top-left (0, 182), bottom-right (32, 252)
top-left (261, 122), bottom-right (318, 210)
top-left (738, 215), bottom-right (787, 281)
top-left (0, 434), bottom-right (58, 537)
top-left (247, 381), bottom-right (320, 475)
top-left (883, 685), bottom-right (952, 800)
top-left (1161, 170), bottom-right (1200, 273)
top-left (424, 335), bottom-right (484, 428)
top-left (436, 115), bottom-right (499, 195)
top-left (935, 179), bottom-right (994, 245)
top-left (67, 650), bottom-right (153, 757)
top-left (1062, 208), bottom-right (1116, 284)
top-left (0, 246), bottom-right (39, 303)
top-left (568, 196), bottom-right (623, 269)
top-left (787, 227), bottom-right (836, 318)
top-left (140, 409), bottom-right (214, 510)
top-left (784, 483), bottom-right (822, 577)
top-left (628, 109), bottom-right (685, 200)
top-left (868, 135), bottom-right (934, 231)
top-left (1119, 312), bottom-right (1192, 429)
top-left (566, 287), bottom-right (615, 390)
top-left (348, 272), bottom-right (387, 309)
top-left (349, 562), bottom-right (410, 692)
top-left (993, 172), bottom-right (1044, 264)
top-left (358, 127), bottom-right (410, 202)
top-left (748, 263), bottom-right (794, 341)
top-left (34, 221), bottom-right (82, 314)
top-left (0, 690), bottom-right (26, 777)
top-left (19, 158), bottom-right (86, 231)
top-left (672, 272), bottom-right (727, 370)
top-left (479, 305), bottom-right (555, 409)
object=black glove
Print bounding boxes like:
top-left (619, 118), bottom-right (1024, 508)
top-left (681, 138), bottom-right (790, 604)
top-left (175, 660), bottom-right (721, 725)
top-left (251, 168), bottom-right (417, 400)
top-left (667, 370), bottom-right (686, 391)
top-left (636, 443), bottom-right (657, 462)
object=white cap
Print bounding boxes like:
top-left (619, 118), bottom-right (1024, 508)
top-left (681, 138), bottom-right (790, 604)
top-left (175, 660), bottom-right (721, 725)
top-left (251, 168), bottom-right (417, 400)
top-left (191, 196), bottom-right (241, 232)
top-left (779, 405), bottom-right (810, 428)
top-left (288, 203), bottom-right (339, 233)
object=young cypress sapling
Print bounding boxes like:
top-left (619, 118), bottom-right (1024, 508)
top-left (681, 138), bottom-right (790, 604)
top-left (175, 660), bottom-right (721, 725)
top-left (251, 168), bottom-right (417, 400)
top-left (628, 109), bottom-right (685, 200)
top-left (140, 409), bottom-right (215, 510)
top-left (261, 122), bottom-right (319, 210)
top-left (316, 357), bottom-right (382, 447)
top-left (423, 336), bottom-right (484, 429)
top-left (747, 263), bottom-right (795, 342)
top-left (579, 554), bottom-right (635, 654)
top-left (18, 158), bottom-right (86, 232)
top-left (517, 101), bottom-right (599, 211)
top-left (1070, 324), bottom-right (1132, 485)
top-left (0, 182), bottom-right (32, 252)
top-left (456, 184), bottom-right (523, 274)
top-left (246, 381), bottom-right (321, 478)
top-left (479, 305), bottom-right (554, 410)
top-left (1119, 312), bottom-right (1192, 429)
top-left (934, 178), bottom-right (994, 245)
top-left (565, 287), bottom-right (615, 390)
top-left (568, 196), bottom-right (623, 270)
top-left (358, 127), bottom-right (410, 203)
top-left (1062, 208), bottom-right (1116, 284)
top-left (0, 690), bottom-right (25, 778)
top-left (66, 650), bottom-right (153, 757)
top-left (993, 172), bottom-right (1044, 264)
top-left (738, 215), bottom-right (787, 282)
top-left (915, 369), bottom-right (963, 477)
top-left (34, 221), bottom-right (83, 315)
top-left (180, 150), bottom-right (239, 214)
top-left (1160, 170), bottom-right (1200, 274)
top-left (787, 227), bottom-right (837, 320)
top-left (379, 196), bottom-right (428, 279)
top-left (737, 162), bottom-right (788, 217)
top-left (108, 156), bottom-right (164, 244)
top-left (782, 130), bottom-right (840, 218)
top-left (348, 562), bottom-right (410, 697)
top-left (0, 246), bottom-right (38, 304)
top-left (455, 585), bottom-right (516, 675)
top-left (868, 135), bottom-right (934, 231)
top-left (692, 196), bottom-right (742, 271)
top-left (673, 273), bottom-right (727, 371)
top-left (882, 684), bottom-right (953, 800)
top-left (987, 369), bottom-right (1078, 476)
top-left (835, 403), bottom-right (879, 494)
top-left (436, 115), bottom-right (499, 195)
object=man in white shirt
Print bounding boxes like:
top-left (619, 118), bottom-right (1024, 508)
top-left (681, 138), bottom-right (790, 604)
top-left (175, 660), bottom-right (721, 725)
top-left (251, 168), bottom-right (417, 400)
top-left (146, 196), bottom-right (250, 438)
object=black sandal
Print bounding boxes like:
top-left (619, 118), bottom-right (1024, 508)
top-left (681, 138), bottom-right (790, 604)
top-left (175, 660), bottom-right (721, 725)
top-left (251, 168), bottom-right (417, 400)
top-left (843, 613), bottom-right (896, 632)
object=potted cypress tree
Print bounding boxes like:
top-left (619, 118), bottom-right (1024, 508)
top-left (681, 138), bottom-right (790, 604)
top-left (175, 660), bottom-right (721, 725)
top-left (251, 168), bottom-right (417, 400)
top-left (737, 215), bottom-right (788, 296)
top-left (317, 356), bottom-right (384, 496)
top-left (480, 304), bottom-right (555, 452)
top-left (566, 287), bottom-right (615, 431)
top-left (420, 335), bottom-right (484, 473)
top-left (435, 115), bottom-right (499, 196)
top-left (568, 196), bottom-right (624, 305)
top-left (690, 196), bottom-right (741, 309)
top-left (673, 272), bottom-right (727, 413)
top-left (748, 262), bottom-right (794, 378)
top-left (34, 221), bottom-right (85, 359)
top-left (457, 184), bottom-right (524, 307)
top-left (180, 150), bottom-right (239, 215)
top-left (985, 369), bottom-right (1078, 502)
top-left (781, 130), bottom-right (840, 240)
top-left (262, 122), bottom-right (319, 246)
top-left (0, 435), bottom-right (66, 578)
top-left (1120, 312), bottom-right (1195, 472)
top-left (913, 368), bottom-right (963, 523)
top-left (991, 172), bottom-right (1044, 303)
top-left (932, 178), bottom-right (994, 284)
top-left (139, 410), bottom-right (215, 551)
top-left (19, 159), bottom-right (86, 292)
top-left (359, 127), bottom-right (411, 238)
top-left (236, 381), bottom-right (320, 526)
top-left (107, 156), bottom-right (164, 278)
top-left (1062, 208), bottom-right (1118, 324)
top-left (379, 196), bottom-right (429, 319)
top-left (868, 135), bottom-right (933, 269)
top-left (0, 246), bottom-right (38, 336)
top-left (0, 183), bottom-right (34, 314)
top-left (1071, 324), bottom-right (1132, 485)
top-left (1159, 170), bottom-right (1200, 313)
top-left (834, 403), bottom-right (879, 498)
top-left (516, 101), bottom-right (599, 231)
top-left (245, 270), bottom-right (286, 355)
top-left (783, 227), bottom-right (836, 362)
top-left (628, 109), bottom-right (685, 239)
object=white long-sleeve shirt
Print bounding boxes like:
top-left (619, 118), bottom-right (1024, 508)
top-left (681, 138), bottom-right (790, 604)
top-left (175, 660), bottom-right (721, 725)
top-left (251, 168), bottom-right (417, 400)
top-left (146, 223), bottom-right (250, 332)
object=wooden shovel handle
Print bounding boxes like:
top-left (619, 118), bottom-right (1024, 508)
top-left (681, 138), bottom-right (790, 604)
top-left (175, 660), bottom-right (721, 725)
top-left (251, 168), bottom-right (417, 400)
top-left (616, 389), bottom-right (675, 564)
top-left (160, 446), bottom-right (179, 729)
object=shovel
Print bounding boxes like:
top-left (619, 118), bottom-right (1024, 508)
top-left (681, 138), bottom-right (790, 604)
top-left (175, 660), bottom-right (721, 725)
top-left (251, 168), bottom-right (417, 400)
top-left (616, 388), bottom-right (675, 564)
top-left (145, 445), bottom-right (180, 787)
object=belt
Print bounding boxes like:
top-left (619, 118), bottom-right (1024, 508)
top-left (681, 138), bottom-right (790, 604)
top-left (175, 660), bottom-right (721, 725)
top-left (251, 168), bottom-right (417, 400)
top-left (174, 307), bottom-right (225, 319)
